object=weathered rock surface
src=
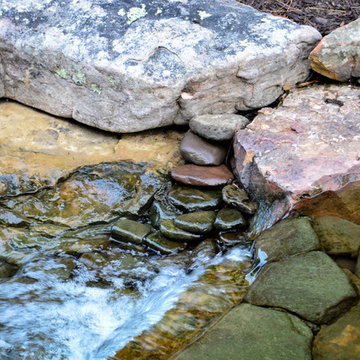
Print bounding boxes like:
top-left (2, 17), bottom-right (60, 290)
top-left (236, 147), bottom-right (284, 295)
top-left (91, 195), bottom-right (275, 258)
top-left (190, 114), bottom-right (249, 141)
top-left (254, 217), bottom-right (320, 262)
top-left (171, 164), bottom-right (234, 186)
top-left (0, 101), bottom-right (184, 198)
top-left (222, 184), bottom-right (256, 214)
top-left (244, 251), bottom-right (358, 324)
top-left (180, 131), bottom-right (226, 166)
top-left (175, 303), bottom-right (313, 360)
top-left (313, 216), bottom-right (360, 257)
top-left (0, 1), bottom-right (320, 132)
top-left (310, 18), bottom-right (360, 81)
top-left (234, 84), bottom-right (360, 236)
top-left (312, 302), bottom-right (360, 360)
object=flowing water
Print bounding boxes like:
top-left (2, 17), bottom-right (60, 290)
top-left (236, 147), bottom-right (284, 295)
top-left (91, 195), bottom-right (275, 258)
top-left (0, 231), bottom-right (251, 360)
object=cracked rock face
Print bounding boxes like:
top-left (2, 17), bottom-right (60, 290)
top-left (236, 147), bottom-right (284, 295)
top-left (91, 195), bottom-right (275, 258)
top-left (233, 84), bottom-right (360, 235)
top-left (0, 0), bottom-right (320, 132)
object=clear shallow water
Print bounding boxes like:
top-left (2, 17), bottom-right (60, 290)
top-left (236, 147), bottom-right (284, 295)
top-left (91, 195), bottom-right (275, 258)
top-left (0, 241), bottom-right (250, 360)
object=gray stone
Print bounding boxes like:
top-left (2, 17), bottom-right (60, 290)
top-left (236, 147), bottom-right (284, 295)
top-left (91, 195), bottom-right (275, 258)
top-left (159, 219), bottom-right (203, 242)
top-left (190, 114), bottom-right (249, 141)
top-left (0, 1), bottom-right (320, 132)
top-left (310, 18), bottom-right (360, 81)
top-left (312, 216), bottom-right (360, 257)
top-left (149, 200), bottom-right (182, 228)
top-left (180, 131), bottom-right (226, 166)
top-left (214, 207), bottom-right (247, 231)
top-left (144, 231), bottom-right (186, 255)
top-left (244, 251), bottom-right (358, 324)
top-left (254, 217), bottom-right (320, 262)
top-left (174, 211), bottom-right (216, 234)
top-left (222, 184), bottom-right (256, 214)
top-left (111, 219), bottom-right (152, 245)
top-left (174, 303), bottom-right (313, 360)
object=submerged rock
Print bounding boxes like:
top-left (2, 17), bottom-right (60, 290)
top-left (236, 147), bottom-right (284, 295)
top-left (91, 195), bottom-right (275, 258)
top-left (234, 84), bottom-right (360, 236)
top-left (111, 219), bottom-right (152, 245)
top-left (169, 186), bottom-right (222, 212)
top-left (149, 200), bottom-right (182, 228)
top-left (222, 184), bottom-right (256, 214)
top-left (175, 303), bottom-right (313, 360)
top-left (254, 217), bottom-right (320, 262)
top-left (214, 207), bottom-right (247, 231)
top-left (159, 220), bottom-right (203, 242)
top-left (312, 216), bottom-right (360, 257)
top-left (174, 211), bottom-right (216, 234)
top-left (171, 164), bottom-right (234, 186)
top-left (190, 114), bottom-right (249, 141)
top-left (310, 18), bottom-right (360, 81)
top-left (0, 1), bottom-right (320, 132)
top-left (180, 131), bottom-right (226, 166)
top-left (244, 251), bottom-right (358, 324)
top-left (144, 231), bottom-right (186, 255)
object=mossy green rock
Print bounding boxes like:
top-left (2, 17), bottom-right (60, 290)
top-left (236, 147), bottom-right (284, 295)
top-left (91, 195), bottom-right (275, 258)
top-left (111, 219), bottom-right (152, 245)
top-left (313, 302), bottom-right (360, 360)
top-left (0, 260), bottom-right (18, 278)
top-left (312, 216), bottom-right (360, 257)
top-left (175, 303), bottom-right (313, 360)
top-left (255, 217), bottom-right (320, 262)
top-left (174, 211), bottom-right (216, 234)
top-left (144, 232), bottom-right (186, 255)
top-left (149, 200), bottom-right (181, 228)
top-left (169, 186), bottom-right (222, 212)
top-left (244, 251), bottom-right (358, 324)
top-left (222, 184), bottom-right (256, 214)
top-left (214, 207), bottom-right (247, 231)
top-left (159, 220), bottom-right (203, 242)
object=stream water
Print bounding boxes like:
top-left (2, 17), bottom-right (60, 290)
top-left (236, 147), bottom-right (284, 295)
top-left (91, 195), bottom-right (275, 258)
top-left (0, 228), bottom-right (250, 359)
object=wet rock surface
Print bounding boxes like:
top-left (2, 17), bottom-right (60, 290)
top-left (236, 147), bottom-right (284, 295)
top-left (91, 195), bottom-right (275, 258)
top-left (234, 84), bottom-right (360, 235)
top-left (214, 207), bottom-right (247, 231)
top-left (174, 211), bottom-right (216, 235)
top-left (310, 18), bottom-right (360, 81)
top-left (111, 219), bottom-right (152, 245)
top-left (144, 231), bottom-right (186, 255)
top-left (180, 131), bottom-right (226, 166)
top-left (222, 184), bottom-right (256, 214)
top-left (244, 251), bottom-right (358, 324)
top-left (175, 303), bottom-right (313, 360)
top-left (159, 219), bottom-right (204, 242)
top-left (171, 164), bottom-right (234, 186)
top-left (189, 114), bottom-right (249, 141)
top-left (0, 0), bottom-right (320, 132)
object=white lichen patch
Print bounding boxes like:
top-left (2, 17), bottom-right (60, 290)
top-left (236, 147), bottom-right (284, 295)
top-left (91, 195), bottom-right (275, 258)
top-left (155, 7), bottom-right (162, 16)
top-left (197, 10), bottom-right (211, 21)
top-left (90, 83), bottom-right (102, 94)
top-left (117, 8), bottom-right (125, 16)
top-left (127, 4), bottom-right (147, 25)
top-left (72, 70), bottom-right (86, 85)
top-left (55, 67), bottom-right (68, 79)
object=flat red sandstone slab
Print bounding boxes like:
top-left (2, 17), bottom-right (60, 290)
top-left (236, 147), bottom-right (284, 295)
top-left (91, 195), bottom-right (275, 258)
top-left (233, 84), bottom-right (360, 233)
top-left (171, 164), bottom-right (234, 187)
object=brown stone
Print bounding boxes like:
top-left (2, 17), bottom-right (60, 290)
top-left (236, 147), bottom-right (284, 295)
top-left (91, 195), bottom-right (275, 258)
top-left (180, 130), bottom-right (226, 166)
top-left (233, 84), bottom-right (360, 236)
top-left (171, 164), bottom-right (234, 187)
top-left (310, 18), bottom-right (360, 81)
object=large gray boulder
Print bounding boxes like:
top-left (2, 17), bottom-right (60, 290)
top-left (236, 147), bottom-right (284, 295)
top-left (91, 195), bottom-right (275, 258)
top-left (0, 1), bottom-right (320, 132)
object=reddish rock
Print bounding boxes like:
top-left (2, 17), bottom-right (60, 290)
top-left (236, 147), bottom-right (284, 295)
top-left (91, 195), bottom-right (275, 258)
top-left (233, 84), bottom-right (360, 236)
top-left (171, 164), bottom-right (234, 187)
top-left (310, 18), bottom-right (360, 81)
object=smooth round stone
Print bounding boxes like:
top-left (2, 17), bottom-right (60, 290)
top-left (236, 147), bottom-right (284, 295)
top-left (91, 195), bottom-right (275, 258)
top-left (169, 186), bottom-right (222, 212)
top-left (159, 220), bottom-right (204, 242)
top-left (218, 230), bottom-right (248, 247)
top-left (180, 130), bottom-right (227, 166)
top-left (222, 184), bottom-right (256, 214)
top-left (149, 200), bottom-right (182, 228)
top-left (144, 231), bottom-right (186, 255)
top-left (111, 219), bottom-right (152, 245)
top-left (174, 211), bottom-right (216, 234)
top-left (214, 207), bottom-right (248, 231)
top-left (190, 114), bottom-right (250, 141)
top-left (171, 164), bottom-right (234, 187)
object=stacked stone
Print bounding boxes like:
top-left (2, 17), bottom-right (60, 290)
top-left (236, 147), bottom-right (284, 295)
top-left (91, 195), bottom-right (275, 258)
top-left (109, 114), bottom-right (257, 256)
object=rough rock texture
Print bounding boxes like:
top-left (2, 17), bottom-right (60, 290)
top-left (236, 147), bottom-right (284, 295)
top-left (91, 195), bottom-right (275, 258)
top-left (234, 84), bottom-right (360, 236)
top-left (254, 217), bottom-right (320, 262)
top-left (313, 216), bottom-right (360, 257)
top-left (312, 302), bottom-right (360, 360)
top-left (171, 164), bottom-right (234, 186)
top-left (174, 303), bottom-right (313, 360)
top-left (0, 1), bottom-right (320, 132)
top-left (244, 251), bottom-right (358, 324)
top-left (190, 114), bottom-right (249, 141)
top-left (310, 18), bottom-right (360, 81)
top-left (222, 184), bottom-right (256, 214)
top-left (180, 131), bottom-right (226, 166)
